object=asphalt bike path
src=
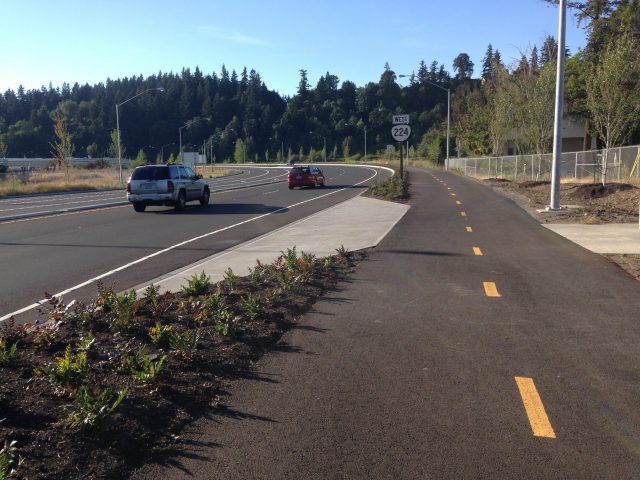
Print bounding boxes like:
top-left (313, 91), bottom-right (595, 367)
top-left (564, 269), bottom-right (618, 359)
top-left (132, 167), bottom-right (640, 479)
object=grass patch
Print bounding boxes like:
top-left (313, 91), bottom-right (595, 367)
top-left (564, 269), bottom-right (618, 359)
top-left (366, 172), bottom-right (409, 201)
top-left (0, 168), bottom-right (121, 197)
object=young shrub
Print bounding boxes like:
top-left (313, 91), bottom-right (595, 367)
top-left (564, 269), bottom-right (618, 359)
top-left (242, 293), bottom-right (264, 320)
top-left (169, 330), bottom-right (199, 360)
top-left (0, 438), bottom-right (24, 479)
top-left (335, 245), bottom-right (350, 258)
top-left (124, 348), bottom-right (168, 384)
top-left (65, 386), bottom-right (127, 430)
top-left (280, 247), bottom-right (299, 271)
top-left (213, 309), bottom-right (239, 337)
top-left (182, 271), bottom-right (211, 297)
top-left (0, 341), bottom-right (20, 367)
top-left (40, 345), bottom-right (88, 391)
top-left (222, 268), bottom-right (238, 293)
top-left (248, 260), bottom-right (268, 285)
top-left (148, 322), bottom-right (174, 349)
top-left (32, 321), bottom-right (62, 351)
top-left (111, 290), bottom-right (141, 332)
top-left (95, 282), bottom-right (117, 313)
top-left (0, 317), bottom-right (30, 349)
top-left (193, 292), bottom-right (226, 324)
top-left (144, 284), bottom-right (160, 310)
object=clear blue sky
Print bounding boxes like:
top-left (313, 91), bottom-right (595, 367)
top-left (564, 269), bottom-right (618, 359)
top-left (0, 0), bottom-right (586, 96)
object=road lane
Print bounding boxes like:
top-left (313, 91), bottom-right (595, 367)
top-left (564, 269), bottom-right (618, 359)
top-left (0, 167), bottom-right (286, 222)
top-left (0, 165), bottom-right (386, 322)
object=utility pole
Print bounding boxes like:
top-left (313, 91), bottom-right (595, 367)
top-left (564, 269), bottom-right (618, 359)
top-left (550, 0), bottom-right (566, 210)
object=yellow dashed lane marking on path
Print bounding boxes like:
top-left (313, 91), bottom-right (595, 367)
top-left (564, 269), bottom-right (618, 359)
top-left (483, 282), bottom-right (501, 297)
top-left (456, 201), bottom-right (462, 205)
top-left (460, 212), bottom-right (467, 217)
top-left (466, 226), bottom-right (473, 232)
top-left (473, 247), bottom-right (483, 256)
top-left (447, 187), bottom-right (452, 190)
top-left (451, 193), bottom-right (456, 196)
top-left (515, 377), bottom-right (556, 439)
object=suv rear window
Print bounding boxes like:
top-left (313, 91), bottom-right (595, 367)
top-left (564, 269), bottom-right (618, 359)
top-left (291, 167), bottom-right (310, 174)
top-left (131, 166), bottom-right (170, 181)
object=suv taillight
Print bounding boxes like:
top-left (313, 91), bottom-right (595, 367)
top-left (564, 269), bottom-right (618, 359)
top-left (167, 180), bottom-right (174, 193)
top-left (126, 182), bottom-right (131, 193)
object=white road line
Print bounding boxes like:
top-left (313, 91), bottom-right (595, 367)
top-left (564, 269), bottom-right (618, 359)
top-left (0, 166), bottom-right (392, 322)
top-left (0, 196), bottom-right (124, 213)
top-left (263, 190), bottom-right (279, 195)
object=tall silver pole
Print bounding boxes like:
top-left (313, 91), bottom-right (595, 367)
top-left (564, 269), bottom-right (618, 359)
top-left (323, 137), bottom-right (326, 162)
top-left (179, 127), bottom-right (183, 163)
top-left (116, 103), bottom-right (122, 183)
top-left (364, 127), bottom-right (367, 163)
top-left (550, 0), bottom-right (567, 209)
top-left (281, 141), bottom-right (284, 162)
top-left (446, 89), bottom-right (450, 171)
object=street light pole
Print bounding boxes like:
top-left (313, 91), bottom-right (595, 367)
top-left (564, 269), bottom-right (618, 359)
top-left (115, 87), bottom-right (163, 183)
top-left (550, 0), bottom-right (567, 210)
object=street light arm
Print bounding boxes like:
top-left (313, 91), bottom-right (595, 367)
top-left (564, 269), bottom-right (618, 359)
top-left (398, 75), bottom-right (449, 94)
top-left (116, 87), bottom-right (164, 108)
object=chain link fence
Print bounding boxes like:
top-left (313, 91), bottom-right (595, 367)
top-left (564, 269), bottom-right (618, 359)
top-left (449, 145), bottom-right (640, 183)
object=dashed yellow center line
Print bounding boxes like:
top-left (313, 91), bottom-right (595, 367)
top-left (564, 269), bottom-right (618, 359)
top-left (515, 377), bottom-right (556, 439)
top-left (483, 281), bottom-right (501, 297)
top-left (450, 193), bottom-right (456, 196)
top-left (473, 247), bottom-right (483, 256)
top-left (460, 212), bottom-right (467, 217)
top-left (466, 226), bottom-right (473, 232)
top-left (456, 201), bottom-right (461, 205)
top-left (447, 187), bottom-right (452, 190)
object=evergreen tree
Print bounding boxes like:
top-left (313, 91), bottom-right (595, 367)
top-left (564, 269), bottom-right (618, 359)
top-left (530, 46), bottom-right (540, 71)
top-left (453, 53), bottom-right (474, 80)
top-left (482, 44), bottom-right (494, 79)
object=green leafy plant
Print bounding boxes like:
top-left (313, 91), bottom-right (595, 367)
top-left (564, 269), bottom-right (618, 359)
top-left (222, 268), bottom-right (238, 292)
top-left (40, 344), bottom-right (88, 391)
top-left (66, 301), bottom-right (97, 326)
top-left (110, 290), bottom-right (141, 332)
top-left (182, 271), bottom-right (211, 297)
top-left (0, 317), bottom-right (30, 348)
top-left (149, 291), bottom-right (173, 317)
top-left (213, 309), bottom-right (239, 337)
top-left (248, 260), bottom-right (268, 284)
top-left (335, 245), bottom-right (350, 258)
top-left (66, 386), bottom-right (127, 430)
top-left (193, 292), bottom-right (226, 324)
top-left (144, 284), bottom-right (160, 309)
top-left (95, 282), bottom-right (116, 313)
top-left (169, 330), bottom-right (199, 359)
top-left (148, 322), bottom-right (174, 349)
top-left (0, 341), bottom-right (19, 367)
top-left (126, 349), bottom-right (168, 384)
top-left (242, 293), bottom-right (264, 320)
top-left (280, 246), bottom-right (299, 271)
top-left (32, 321), bottom-right (62, 350)
top-left (0, 438), bottom-right (24, 479)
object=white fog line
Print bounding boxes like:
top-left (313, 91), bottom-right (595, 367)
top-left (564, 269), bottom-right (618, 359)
top-left (0, 166), bottom-right (389, 322)
top-left (0, 196), bottom-right (125, 213)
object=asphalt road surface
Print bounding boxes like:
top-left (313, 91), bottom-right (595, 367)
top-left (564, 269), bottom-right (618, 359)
top-left (0, 165), bottom-right (386, 323)
top-left (132, 167), bottom-right (640, 479)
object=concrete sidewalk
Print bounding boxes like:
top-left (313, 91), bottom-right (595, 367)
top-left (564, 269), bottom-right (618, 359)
top-left (133, 195), bottom-right (410, 293)
top-left (544, 223), bottom-right (640, 254)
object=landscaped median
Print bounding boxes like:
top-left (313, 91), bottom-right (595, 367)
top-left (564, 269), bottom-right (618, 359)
top-left (0, 247), bottom-right (364, 479)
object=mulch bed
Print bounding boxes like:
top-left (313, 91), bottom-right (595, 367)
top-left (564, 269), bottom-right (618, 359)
top-left (1, 249), bottom-right (366, 479)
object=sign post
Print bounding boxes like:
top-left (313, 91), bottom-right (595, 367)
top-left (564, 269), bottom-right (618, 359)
top-left (391, 114), bottom-right (411, 179)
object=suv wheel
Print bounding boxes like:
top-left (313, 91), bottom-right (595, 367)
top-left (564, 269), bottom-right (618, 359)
top-left (133, 202), bottom-right (146, 212)
top-left (175, 190), bottom-right (186, 211)
top-left (200, 187), bottom-right (210, 206)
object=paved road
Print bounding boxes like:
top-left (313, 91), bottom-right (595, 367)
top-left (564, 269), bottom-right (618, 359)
top-left (133, 167), bottom-right (640, 479)
top-left (0, 165), bottom-right (385, 322)
top-left (0, 167), bottom-right (286, 222)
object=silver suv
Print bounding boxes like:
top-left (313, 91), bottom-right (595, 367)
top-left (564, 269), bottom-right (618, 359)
top-left (126, 164), bottom-right (210, 212)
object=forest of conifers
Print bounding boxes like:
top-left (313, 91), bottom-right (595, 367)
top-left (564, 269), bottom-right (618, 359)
top-left (0, 0), bottom-right (638, 164)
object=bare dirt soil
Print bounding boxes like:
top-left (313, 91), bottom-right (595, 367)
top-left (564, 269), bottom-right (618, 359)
top-left (484, 178), bottom-right (640, 280)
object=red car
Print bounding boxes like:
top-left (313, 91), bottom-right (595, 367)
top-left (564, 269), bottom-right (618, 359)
top-left (288, 165), bottom-right (325, 189)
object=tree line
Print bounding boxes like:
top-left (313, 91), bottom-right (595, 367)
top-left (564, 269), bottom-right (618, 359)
top-left (0, 0), bottom-right (638, 165)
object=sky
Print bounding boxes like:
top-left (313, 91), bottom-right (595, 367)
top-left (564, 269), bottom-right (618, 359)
top-left (0, 0), bottom-right (587, 96)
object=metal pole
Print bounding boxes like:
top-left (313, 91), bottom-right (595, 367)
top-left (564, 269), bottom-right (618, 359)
top-left (116, 103), bottom-right (122, 183)
top-left (550, 0), bottom-right (566, 209)
top-left (446, 88), bottom-right (450, 171)
top-left (364, 127), bottom-right (367, 163)
top-left (281, 141), bottom-right (284, 162)
top-left (323, 137), bottom-right (326, 162)
top-left (179, 127), bottom-right (183, 163)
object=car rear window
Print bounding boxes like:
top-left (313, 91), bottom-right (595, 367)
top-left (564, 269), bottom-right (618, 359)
top-left (291, 167), bottom-right (310, 174)
top-left (131, 166), bottom-right (170, 181)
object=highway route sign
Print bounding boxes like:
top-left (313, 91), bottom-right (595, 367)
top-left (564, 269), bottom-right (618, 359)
top-left (386, 145), bottom-right (396, 154)
top-left (392, 114), bottom-right (410, 125)
top-left (391, 124), bottom-right (411, 142)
